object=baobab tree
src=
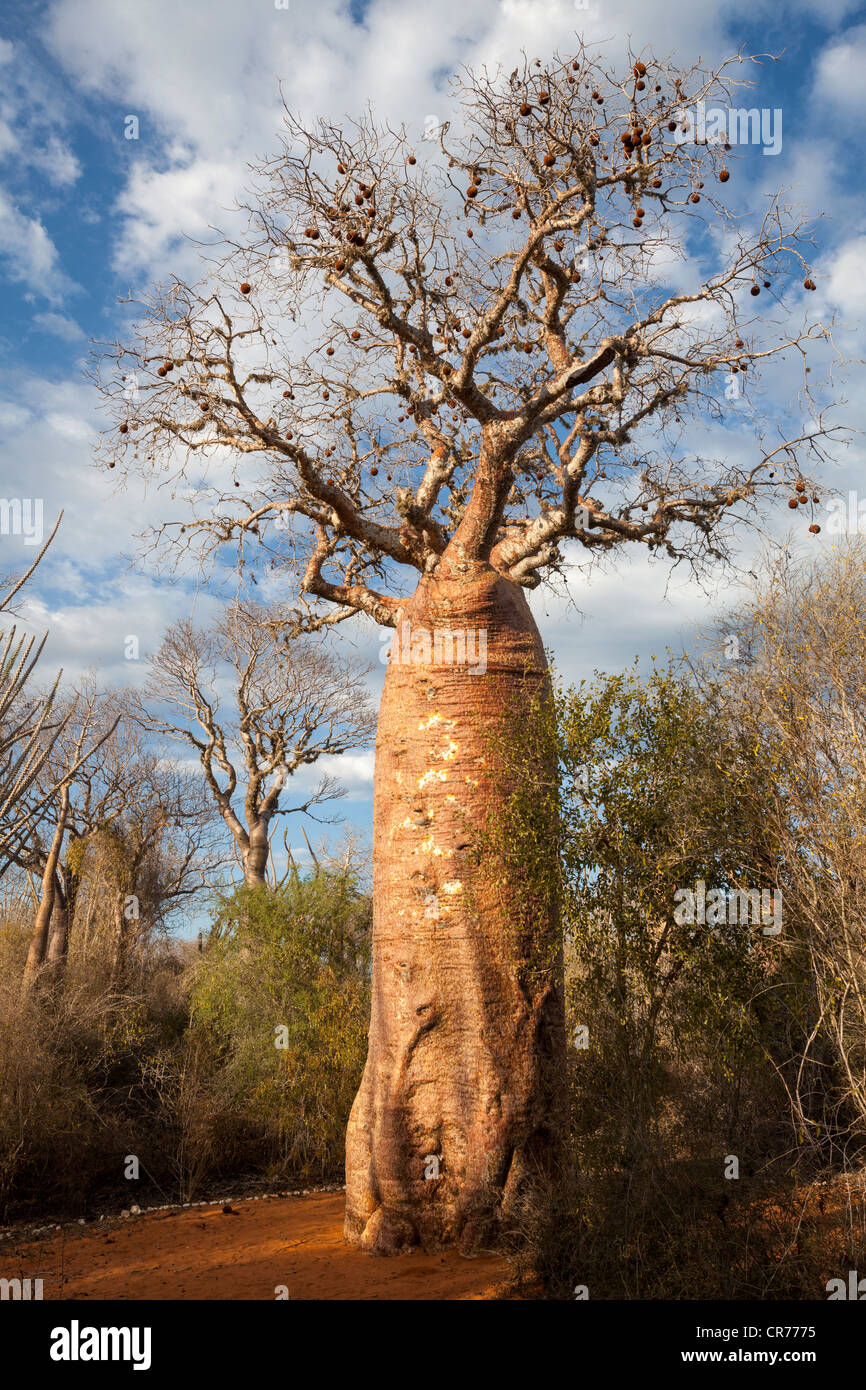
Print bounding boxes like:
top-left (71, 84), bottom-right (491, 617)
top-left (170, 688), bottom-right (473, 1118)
top-left (15, 685), bottom-right (217, 990)
top-left (96, 44), bottom-right (841, 1252)
top-left (137, 602), bottom-right (375, 887)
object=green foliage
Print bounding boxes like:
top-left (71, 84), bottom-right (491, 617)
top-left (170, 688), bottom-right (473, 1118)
top-left (559, 657), bottom-right (775, 1148)
top-left (0, 865), bottom-right (371, 1217)
top-left (190, 871), bottom-right (371, 1180)
top-left (511, 657), bottom-right (796, 1296)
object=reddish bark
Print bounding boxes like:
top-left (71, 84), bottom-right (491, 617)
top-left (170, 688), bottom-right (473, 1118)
top-left (345, 558), bottom-right (565, 1253)
top-left (21, 788), bottom-right (69, 993)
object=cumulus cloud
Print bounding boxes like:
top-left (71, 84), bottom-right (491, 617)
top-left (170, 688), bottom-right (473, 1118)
top-left (824, 234), bottom-right (866, 318)
top-left (813, 23), bottom-right (866, 115)
top-left (32, 310), bottom-right (85, 340)
top-left (111, 157), bottom-right (245, 279)
top-left (0, 189), bottom-right (76, 300)
top-left (0, 38), bottom-right (81, 189)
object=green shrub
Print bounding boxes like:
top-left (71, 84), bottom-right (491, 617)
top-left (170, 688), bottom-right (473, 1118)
top-left (189, 869), bottom-right (371, 1182)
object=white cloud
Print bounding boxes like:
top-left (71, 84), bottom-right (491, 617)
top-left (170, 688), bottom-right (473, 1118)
top-left (813, 24), bottom-right (866, 115)
top-left (33, 310), bottom-right (85, 340)
top-left (0, 39), bottom-right (81, 189)
top-left (0, 189), bottom-right (75, 300)
top-left (111, 158), bottom-right (244, 279)
top-left (824, 234), bottom-right (866, 318)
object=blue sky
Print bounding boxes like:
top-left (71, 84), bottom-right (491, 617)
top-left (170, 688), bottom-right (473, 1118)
top-left (0, 0), bottom-right (864, 870)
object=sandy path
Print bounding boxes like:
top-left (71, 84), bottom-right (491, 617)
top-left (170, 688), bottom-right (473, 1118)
top-left (3, 1192), bottom-right (514, 1301)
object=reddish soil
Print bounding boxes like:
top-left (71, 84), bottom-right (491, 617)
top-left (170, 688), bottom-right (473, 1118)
top-left (2, 1191), bottom-right (515, 1301)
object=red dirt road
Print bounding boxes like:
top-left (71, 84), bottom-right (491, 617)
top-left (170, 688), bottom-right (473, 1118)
top-left (3, 1192), bottom-right (514, 1301)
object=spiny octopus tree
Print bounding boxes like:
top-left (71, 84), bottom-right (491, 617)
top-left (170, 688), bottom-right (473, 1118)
top-left (96, 44), bottom-right (840, 1254)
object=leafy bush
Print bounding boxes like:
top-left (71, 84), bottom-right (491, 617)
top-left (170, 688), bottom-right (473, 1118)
top-left (0, 865), bottom-right (371, 1217)
top-left (190, 870), bottom-right (371, 1182)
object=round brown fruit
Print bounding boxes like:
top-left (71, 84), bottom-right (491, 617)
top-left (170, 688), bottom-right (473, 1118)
top-left (334, 260), bottom-right (345, 272)
top-left (538, 90), bottom-right (550, 104)
top-left (108, 460), bottom-right (116, 468)
top-left (690, 193), bottom-right (700, 203)
top-left (804, 278), bottom-right (816, 291)
top-left (520, 102), bottom-right (532, 116)
top-left (119, 423), bottom-right (128, 434)
top-left (636, 80), bottom-right (645, 90)
top-left (652, 178), bottom-right (662, 188)
top-left (240, 282), bottom-right (251, 294)
top-left (719, 169), bottom-right (730, 182)
top-left (809, 524), bottom-right (821, 534)
top-left (408, 155), bottom-right (416, 165)
top-left (750, 285), bottom-right (760, 296)
top-left (543, 154), bottom-right (555, 167)
top-left (788, 499), bottom-right (798, 509)
top-left (337, 163), bottom-right (346, 174)
top-left (635, 61), bottom-right (647, 75)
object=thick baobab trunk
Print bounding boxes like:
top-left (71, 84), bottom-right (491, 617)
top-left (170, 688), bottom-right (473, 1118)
top-left (21, 792), bottom-right (68, 993)
top-left (110, 893), bottom-right (132, 988)
top-left (45, 885), bottom-right (69, 972)
top-left (345, 558), bottom-right (565, 1254)
top-left (46, 859), bottom-right (78, 974)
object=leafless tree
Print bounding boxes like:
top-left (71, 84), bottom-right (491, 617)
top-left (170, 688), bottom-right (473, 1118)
top-left (95, 43), bottom-right (845, 1252)
top-left (0, 515), bottom-right (103, 872)
top-left (15, 684), bottom-right (222, 991)
top-left (136, 602), bottom-right (375, 886)
top-left (712, 542), bottom-right (866, 1164)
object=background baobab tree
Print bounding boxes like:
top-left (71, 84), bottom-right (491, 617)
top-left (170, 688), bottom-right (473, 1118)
top-left (138, 603), bottom-right (375, 887)
top-left (97, 43), bottom-right (841, 1252)
top-left (14, 685), bottom-right (217, 991)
